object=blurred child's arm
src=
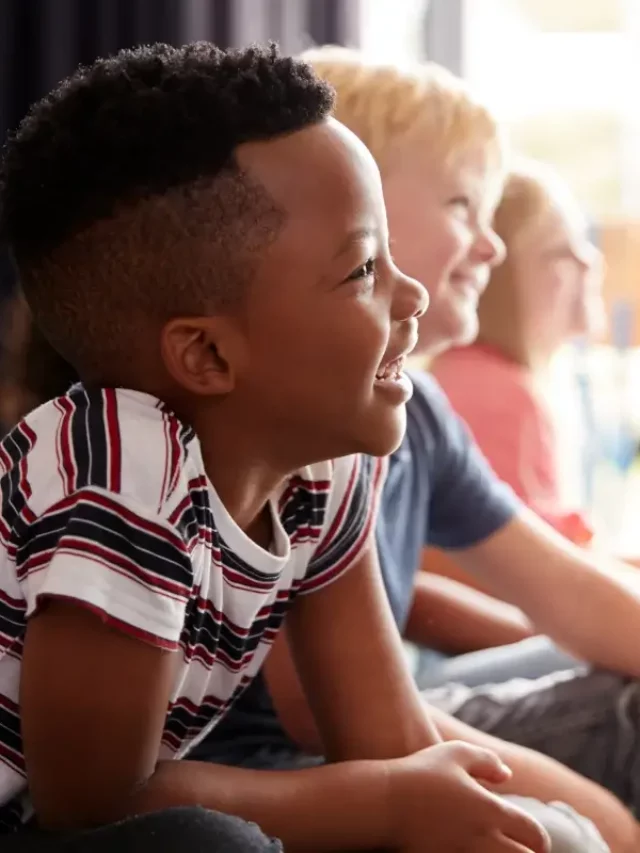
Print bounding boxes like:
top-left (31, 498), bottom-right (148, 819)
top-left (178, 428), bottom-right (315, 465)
top-left (263, 626), bottom-right (324, 754)
top-left (450, 508), bottom-right (640, 678)
top-left (404, 564), bottom-right (534, 653)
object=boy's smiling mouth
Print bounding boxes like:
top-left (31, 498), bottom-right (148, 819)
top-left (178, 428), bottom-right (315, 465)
top-left (374, 353), bottom-right (413, 401)
top-left (375, 354), bottom-right (405, 382)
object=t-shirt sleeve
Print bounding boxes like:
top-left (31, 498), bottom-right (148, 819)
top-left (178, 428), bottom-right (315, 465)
top-left (16, 486), bottom-right (193, 649)
top-left (298, 454), bottom-right (386, 595)
top-left (409, 371), bottom-right (521, 551)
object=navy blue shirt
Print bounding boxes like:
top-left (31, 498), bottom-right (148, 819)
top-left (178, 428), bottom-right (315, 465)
top-left (194, 370), bottom-right (520, 764)
top-left (378, 370), bottom-right (518, 628)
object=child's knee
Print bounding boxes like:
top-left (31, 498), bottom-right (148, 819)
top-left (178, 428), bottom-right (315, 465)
top-left (504, 796), bottom-right (609, 853)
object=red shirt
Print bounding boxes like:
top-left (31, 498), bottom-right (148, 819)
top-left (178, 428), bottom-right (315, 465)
top-left (433, 344), bottom-right (592, 546)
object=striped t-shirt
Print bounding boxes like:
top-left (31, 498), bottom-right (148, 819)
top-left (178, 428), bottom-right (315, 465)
top-left (0, 385), bottom-right (383, 831)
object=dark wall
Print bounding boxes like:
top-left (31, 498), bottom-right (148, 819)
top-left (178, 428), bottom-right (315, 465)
top-left (0, 0), bottom-right (235, 302)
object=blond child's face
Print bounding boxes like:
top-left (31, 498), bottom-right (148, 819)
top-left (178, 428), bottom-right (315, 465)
top-left (382, 140), bottom-right (505, 357)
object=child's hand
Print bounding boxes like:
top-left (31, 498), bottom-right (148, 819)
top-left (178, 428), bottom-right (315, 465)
top-left (390, 740), bottom-right (551, 852)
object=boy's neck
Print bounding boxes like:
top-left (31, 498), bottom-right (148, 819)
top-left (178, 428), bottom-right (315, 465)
top-left (186, 404), bottom-right (288, 541)
top-left (200, 439), bottom-right (283, 540)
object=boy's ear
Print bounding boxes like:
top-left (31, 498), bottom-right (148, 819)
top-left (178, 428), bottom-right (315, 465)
top-left (160, 316), bottom-right (245, 396)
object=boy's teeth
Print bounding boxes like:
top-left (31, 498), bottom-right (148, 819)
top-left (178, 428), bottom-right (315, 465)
top-left (376, 359), bottom-right (402, 381)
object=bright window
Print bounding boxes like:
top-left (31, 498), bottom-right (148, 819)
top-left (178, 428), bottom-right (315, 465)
top-left (464, 0), bottom-right (640, 220)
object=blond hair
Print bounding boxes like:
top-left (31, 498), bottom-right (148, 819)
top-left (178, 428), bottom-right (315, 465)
top-left (301, 46), bottom-right (504, 171)
top-left (476, 159), bottom-right (576, 367)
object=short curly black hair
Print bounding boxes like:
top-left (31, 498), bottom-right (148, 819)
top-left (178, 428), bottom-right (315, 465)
top-left (0, 42), bottom-right (334, 378)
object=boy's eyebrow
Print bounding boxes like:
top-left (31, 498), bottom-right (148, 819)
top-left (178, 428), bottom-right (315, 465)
top-left (332, 229), bottom-right (376, 260)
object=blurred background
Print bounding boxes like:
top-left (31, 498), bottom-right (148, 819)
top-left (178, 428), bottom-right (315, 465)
top-left (1, 0), bottom-right (640, 548)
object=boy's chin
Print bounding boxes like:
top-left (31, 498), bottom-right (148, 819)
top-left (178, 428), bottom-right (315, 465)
top-left (354, 411), bottom-right (407, 458)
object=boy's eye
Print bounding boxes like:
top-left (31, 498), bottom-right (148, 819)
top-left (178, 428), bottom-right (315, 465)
top-left (346, 258), bottom-right (377, 282)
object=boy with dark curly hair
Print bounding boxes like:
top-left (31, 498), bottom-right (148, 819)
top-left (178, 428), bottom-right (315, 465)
top-left (0, 42), bottom-right (548, 853)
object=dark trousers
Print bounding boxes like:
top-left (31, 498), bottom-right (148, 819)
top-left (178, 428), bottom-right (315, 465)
top-left (2, 807), bottom-right (282, 852)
